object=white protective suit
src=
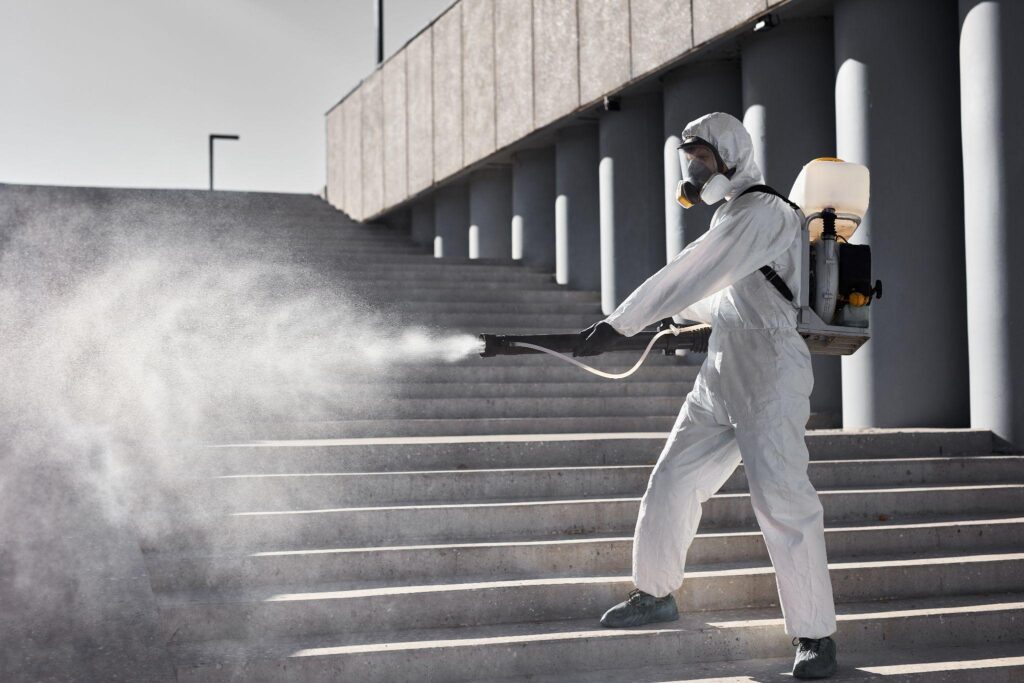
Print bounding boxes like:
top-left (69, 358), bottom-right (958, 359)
top-left (604, 113), bottom-right (837, 638)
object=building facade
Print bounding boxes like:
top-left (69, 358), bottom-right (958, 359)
top-left (325, 0), bottom-right (1024, 448)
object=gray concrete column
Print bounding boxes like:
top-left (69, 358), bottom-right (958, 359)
top-left (512, 148), bottom-right (557, 270)
top-left (468, 167), bottom-right (513, 260)
top-left (382, 206), bottom-right (411, 236)
top-left (835, 0), bottom-right (968, 428)
top-left (433, 182), bottom-right (469, 259)
top-left (663, 61), bottom-right (742, 259)
top-left (555, 123), bottom-right (601, 290)
top-left (959, 0), bottom-right (1024, 447)
top-left (599, 92), bottom-right (665, 314)
top-left (742, 18), bottom-right (842, 426)
top-left (410, 199), bottom-right (435, 248)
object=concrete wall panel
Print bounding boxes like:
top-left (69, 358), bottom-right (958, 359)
top-left (630, 0), bottom-right (693, 78)
top-left (495, 0), bottom-right (534, 148)
top-left (325, 105), bottom-right (344, 210)
top-left (361, 72), bottom-right (385, 218)
top-left (432, 5), bottom-right (464, 181)
top-left (578, 0), bottom-right (631, 105)
top-left (693, 0), bottom-right (766, 46)
top-left (533, 0), bottom-right (580, 128)
top-left (406, 30), bottom-right (434, 195)
top-left (462, 0), bottom-right (497, 165)
top-left (342, 95), bottom-right (363, 220)
top-left (382, 52), bottom-right (408, 208)
top-left (328, 0), bottom-right (802, 218)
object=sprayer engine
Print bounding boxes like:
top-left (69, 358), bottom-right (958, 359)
top-left (792, 158), bottom-right (882, 355)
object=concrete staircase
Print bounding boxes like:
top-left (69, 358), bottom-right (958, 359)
top-left (156, 427), bottom-right (1024, 682)
top-left (7, 186), bottom-right (1021, 680)
top-left (133, 193), bottom-right (1022, 681)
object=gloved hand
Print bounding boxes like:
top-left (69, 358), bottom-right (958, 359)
top-left (575, 321), bottom-right (624, 357)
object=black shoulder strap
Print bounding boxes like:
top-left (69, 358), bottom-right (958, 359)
top-left (758, 265), bottom-right (794, 303)
top-left (740, 183), bottom-right (802, 212)
top-left (739, 184), bottom-right (799, 303)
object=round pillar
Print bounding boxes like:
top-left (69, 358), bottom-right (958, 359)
top-left (599, 92), bottom-right (665, 315)
top-left (555, 123), bottom-right (601, 290)
top-left (742, 18), bottom-right (842, 426)
top-left (663, 61), bottom-right (742, 258)
top-left (433, 182), bottom-right (469, 259)
top-left (468, 167), bottom-right (513, 260)
top-left (835, 0), bottom-right (968, 428)
top-left (410, 199), bottom-right (434, 247)
top-left (959, 0), bottom-right (1024, 447)
top-left (512, 148), bottom-right (557, 271)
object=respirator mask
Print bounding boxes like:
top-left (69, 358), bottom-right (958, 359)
top-left (675, 137), bottom-right (733, 209)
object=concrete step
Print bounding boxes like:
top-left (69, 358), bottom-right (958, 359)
top-left (190, 228), bottom-right (411, 243)
top-left (201, 434), bottom-right (674, 474)
top-left (240, 227), bottom-right (407, 240)
top-left (369, 363), bottom-right (694, 384)
top-left (200, 457), bottom-right (1024, 510)
top-left (304, 396), bottom-right (687, 421)
top-left (158, 551), bottom-right (1024, 644)
top-left (221, 413), bottom-right (843, 439)
top-left (250, 254), bottom-right (544, 271)
top-left (248, 230), bottom-right (414, 242)
top-left (147, 515), bottom-right (1024, 592)
top-left (147, 482), bottom-right (1024, 551)
top-left (344, 278), bottom-right (568, 292)
top-left (383, 300), bottom-right (603, 315)
top-left (354, 287), bottom-right (601, 304)
top-left (372, 380), bottom-right (687, 399)
top-left (199, 429), bottom-right (997, 475)
top-left (245, 233), bottom-right (421, 245)
top-left (481, 641), bottom-right (1024, 682)
top-left (217, 416), bottom-right (681, 439)
top-left (328, 266), bottom-right (554, 282)
top-left (169, 592), bottom-right (1024, 682)
top-left (446, 352), bottom-right (685, 367)
top-left (257, 244), bottom-right (430, 256)
top-left (360, 312), bottom-right (598, 329)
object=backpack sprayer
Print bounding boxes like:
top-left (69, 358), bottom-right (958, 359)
top-left (478, 159), bottom-right (881, 378)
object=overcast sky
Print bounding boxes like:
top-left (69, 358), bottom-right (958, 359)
top-left (0, 0), bottom-right (452, 193)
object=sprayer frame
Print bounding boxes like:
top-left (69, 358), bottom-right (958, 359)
top-left (797, 210), bottom-right (870, 355)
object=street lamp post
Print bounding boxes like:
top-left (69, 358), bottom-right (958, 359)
top-left (374, 0), bottom-right (384, 64)
top-left (208, 134), bottom-right (239, 191)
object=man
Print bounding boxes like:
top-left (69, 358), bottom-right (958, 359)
top-left (578, 113), bottom-right (838, 679)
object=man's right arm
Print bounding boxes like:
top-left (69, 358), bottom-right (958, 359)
top-left (603, 196), bottom-right (793, 336)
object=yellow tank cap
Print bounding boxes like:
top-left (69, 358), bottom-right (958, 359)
top-left (848, 292), bottom-right (870, 307)
top-left (814, 157), bottom-right (845, 162)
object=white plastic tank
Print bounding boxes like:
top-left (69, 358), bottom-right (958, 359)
top-left (789, 158), bottom-right (870, 242)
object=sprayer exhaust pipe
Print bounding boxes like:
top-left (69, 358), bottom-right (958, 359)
top-left (478, 325), bottom-right (711, 358)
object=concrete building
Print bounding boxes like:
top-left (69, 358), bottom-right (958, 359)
top-left (325, 0), bottom-right (1023, 447)
top-left (7, 3), bottom-right (1024, 681)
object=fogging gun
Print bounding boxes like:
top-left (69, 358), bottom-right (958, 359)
top-left (477, 322), bottom-right (711, 380)
top-left (479, 323), bottom-right (710, 358)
